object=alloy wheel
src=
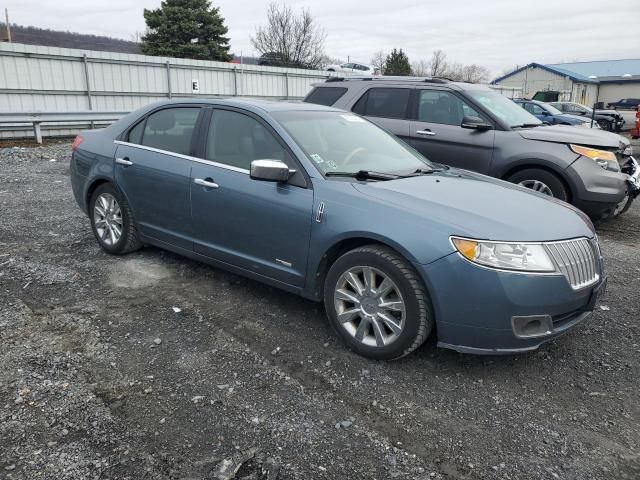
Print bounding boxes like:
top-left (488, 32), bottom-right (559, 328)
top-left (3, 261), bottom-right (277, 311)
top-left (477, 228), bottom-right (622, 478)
top-left (93, 193), bottom-right (123, 246)
top-left (333, 266), bottom-right (406, 348)
top-left (518, 179), bottom-right (554, 196)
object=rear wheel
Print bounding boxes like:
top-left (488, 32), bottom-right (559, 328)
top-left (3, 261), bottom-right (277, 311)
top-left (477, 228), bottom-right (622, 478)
top-left (323, 245), bottom-right (433, 360)
top-left (90, 183), bottom-right (141, 255)
top-left (508, 168), bottom-right (569, 202)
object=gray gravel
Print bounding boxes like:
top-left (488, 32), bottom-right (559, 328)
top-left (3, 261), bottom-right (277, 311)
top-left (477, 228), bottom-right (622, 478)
top-left (0, 140), bottom-right (639, 479)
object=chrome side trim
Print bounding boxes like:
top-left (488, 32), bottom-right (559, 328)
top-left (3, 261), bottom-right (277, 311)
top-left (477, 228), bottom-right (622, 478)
top-left (113, 140), bottom-right (250, 175)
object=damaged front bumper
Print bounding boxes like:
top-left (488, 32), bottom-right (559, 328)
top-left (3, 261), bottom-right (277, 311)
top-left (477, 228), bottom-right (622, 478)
top-left (623, 156), bottom-right (640, 199)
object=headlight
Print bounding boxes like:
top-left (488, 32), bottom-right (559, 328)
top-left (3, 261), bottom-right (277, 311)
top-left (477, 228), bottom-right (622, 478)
top-left (623, 145), bottom-right (633, 156)
top-left (570, 144), bottom-right (620, 171)
top-left (451, 237), bottom-right (556, 273)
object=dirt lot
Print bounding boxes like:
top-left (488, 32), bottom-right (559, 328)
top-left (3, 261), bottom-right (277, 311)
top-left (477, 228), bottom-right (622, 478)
top-left (1, 142), bottom-right (639, 480)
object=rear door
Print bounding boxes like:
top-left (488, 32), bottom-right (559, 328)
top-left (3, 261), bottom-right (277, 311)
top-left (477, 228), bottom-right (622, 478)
top-left (114, 106), bottom-right (202, 250)
top-left (407, 89), bottom-right (495, 172)
top-left (352, 87), bottom-right (412, 138)
top-left (190, 107), bottom-right (314, 287)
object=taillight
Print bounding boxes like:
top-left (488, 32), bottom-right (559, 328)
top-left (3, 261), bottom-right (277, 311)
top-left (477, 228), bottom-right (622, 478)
top-left (72, 135), bottom-right (83, 152)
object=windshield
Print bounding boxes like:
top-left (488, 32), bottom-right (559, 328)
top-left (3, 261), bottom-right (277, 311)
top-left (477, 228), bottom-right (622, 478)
top-left (467, 90), bottom-right (542, 127)
top-left (272, 111), bottom-right (432, 176)
top-left (543, 103), bottom-right (563, 115)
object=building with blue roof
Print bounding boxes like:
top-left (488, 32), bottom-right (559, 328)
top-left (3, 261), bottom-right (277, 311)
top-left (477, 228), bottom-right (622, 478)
top-left (491, 59), bottom-right (640, 107)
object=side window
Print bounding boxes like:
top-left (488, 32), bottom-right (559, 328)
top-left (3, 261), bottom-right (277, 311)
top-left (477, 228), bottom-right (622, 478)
top-left (206, 109), bottom-right (291, 171)
top-left (304, 87), bottom-right (348, 106)
top-left (128, 119), bottom-right (145, 144)
top-left (417, 90), bottom-right (480, 125)
top-left (352, 88), bottom-right (410, 119)
top-left (141, 107), bottom-right (200, 155)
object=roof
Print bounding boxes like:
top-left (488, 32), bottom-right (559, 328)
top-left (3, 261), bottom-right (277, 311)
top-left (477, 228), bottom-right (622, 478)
top-left (549, 59), bottom-right (640, 78)
top-left (492, 59), bottom-right (640, 85)
top-left (142, 98), bottom-right (341, 114)
top-left (322, 76), bottom-right (493, 91)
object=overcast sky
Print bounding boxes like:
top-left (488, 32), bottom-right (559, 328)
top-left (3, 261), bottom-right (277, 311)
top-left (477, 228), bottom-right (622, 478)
top-left (4, 0), bottom-right (640, 77)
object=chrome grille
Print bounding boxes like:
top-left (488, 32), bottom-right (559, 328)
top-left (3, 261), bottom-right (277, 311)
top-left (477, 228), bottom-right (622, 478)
top-left (545, 238), bottom-right (600, 290)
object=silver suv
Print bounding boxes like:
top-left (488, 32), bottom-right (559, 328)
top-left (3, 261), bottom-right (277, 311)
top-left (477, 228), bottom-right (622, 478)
top-left (304, 77), bottom-right (639, 219)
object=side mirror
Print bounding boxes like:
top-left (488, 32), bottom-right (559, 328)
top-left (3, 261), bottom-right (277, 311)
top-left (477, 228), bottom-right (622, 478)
top-left (250, 159), bottom-right (292, 182)
top-left (461, 116), bottom-right (492, 130)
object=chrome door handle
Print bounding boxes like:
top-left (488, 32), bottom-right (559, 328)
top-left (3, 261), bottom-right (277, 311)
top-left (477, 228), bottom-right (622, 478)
top-left (416, 129), bottom-right (436, 136)
top-left (115, 157), bottom-right (133, 166)
top-left (194, 178), bottom-right (219, 189)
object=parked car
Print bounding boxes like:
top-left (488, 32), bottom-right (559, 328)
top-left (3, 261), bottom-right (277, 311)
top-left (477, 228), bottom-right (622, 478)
top-left (72, 99), bottom-right (608, 359)
top-left (326, 62), bottom-right (377, 75)
top-left (305, 77), bottom-right (640, 219)
top-left (513, 99), bottom-right (596, 128)
top-left (549, 101), bottom-right (625, 131)
top-left (607, 98), bottom-right (640, 109)
top-left (258, 52), bottom-right (307, 69)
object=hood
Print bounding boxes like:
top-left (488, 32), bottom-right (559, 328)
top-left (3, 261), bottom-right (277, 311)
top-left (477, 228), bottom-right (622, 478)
top-left (353, 169), bottom-right (594, 242)
top-left (517, 124), bottom-right (630, 149)
top-left (594, 109), bottom-right (620, 116)
top-left (557, 114), bottom-right (588, 124)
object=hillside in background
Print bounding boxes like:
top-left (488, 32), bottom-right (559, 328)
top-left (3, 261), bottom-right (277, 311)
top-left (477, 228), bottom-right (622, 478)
top-left (0, 23), bottom-right (141, 54)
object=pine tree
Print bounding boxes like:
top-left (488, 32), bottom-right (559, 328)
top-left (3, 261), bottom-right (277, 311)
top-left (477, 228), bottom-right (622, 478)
top-left (384, 49), bottom-right (412, 76)
top-left (141, 0), bottom-right (231, 61)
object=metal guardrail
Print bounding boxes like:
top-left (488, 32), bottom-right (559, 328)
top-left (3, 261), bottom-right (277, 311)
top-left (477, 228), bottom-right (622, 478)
top-left (0, 111), bottom-right (128, 143)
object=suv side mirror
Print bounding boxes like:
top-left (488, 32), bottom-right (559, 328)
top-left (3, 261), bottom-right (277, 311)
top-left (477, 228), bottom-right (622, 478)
top-left (250, 159), bottom-right (292, 182)
top-left (461, 116), bottom-right (492, 130)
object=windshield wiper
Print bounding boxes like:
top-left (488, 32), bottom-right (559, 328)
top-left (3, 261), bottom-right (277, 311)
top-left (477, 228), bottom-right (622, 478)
top-left (511, 123), bottom-right (542, 128)
top-left (325, 170), bottom-right (403, 181)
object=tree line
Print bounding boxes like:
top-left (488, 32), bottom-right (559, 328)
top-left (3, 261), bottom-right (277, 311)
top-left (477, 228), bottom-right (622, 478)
top-left (139, 0), bottom-right (489, 83)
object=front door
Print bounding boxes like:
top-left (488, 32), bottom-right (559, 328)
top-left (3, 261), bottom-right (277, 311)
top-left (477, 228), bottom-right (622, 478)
top-left (114, 106), bottom-right (201, 250)
top-left (190, 108), bottom-right (314, 287)
top-left (407, 89), bottom-right (495, 173)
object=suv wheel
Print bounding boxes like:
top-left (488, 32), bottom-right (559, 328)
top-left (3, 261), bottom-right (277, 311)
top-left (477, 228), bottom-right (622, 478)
top-left (508, 169), bottom-right (568, 201)
top-left (90, 183), bottom-right (142, 255)
top-left (323, 245), bottom-right (433, 360)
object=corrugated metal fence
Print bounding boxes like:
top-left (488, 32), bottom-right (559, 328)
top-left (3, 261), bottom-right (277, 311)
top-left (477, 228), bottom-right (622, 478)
top-left (0, 42), bottom-right (339, 139)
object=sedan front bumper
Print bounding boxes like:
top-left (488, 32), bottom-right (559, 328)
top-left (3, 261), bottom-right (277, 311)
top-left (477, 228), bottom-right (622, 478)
top-left (418, 251), bottom-right (606, 354)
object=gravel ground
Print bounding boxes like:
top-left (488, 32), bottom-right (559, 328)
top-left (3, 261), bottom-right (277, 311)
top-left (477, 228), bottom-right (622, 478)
top-left (0, 141), bottom-right (639, 480)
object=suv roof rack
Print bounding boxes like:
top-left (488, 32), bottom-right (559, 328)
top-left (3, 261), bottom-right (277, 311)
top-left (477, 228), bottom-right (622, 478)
top-left (325, 76), bottom-right (451, 84)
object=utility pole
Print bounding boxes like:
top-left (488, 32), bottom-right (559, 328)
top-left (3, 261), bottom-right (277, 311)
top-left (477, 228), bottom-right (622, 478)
top-left (4, 8), bottom-right (11, 42)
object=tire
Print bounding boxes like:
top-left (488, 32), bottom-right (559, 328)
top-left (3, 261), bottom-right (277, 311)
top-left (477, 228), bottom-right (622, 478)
top-left (89, 183), bottom-right (142, 255)
top-left (323, 245), bottom-right (433, 360)
top-left (507, 168), bottom-right (569, 202)
top-left (597, 119), bottom-right (612, 131)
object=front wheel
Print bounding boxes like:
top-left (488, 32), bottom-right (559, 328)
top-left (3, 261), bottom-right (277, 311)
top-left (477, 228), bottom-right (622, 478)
top-left (507, 168), bottom-right (569, 202)
top-left (323, 245), bottom-right (433, 360)
top-left (597, 119), bottom-right (613, 131)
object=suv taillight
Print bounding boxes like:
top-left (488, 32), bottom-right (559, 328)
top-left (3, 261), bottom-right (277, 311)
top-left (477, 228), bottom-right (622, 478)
top-left (71, 135), bottom-right (83, 152)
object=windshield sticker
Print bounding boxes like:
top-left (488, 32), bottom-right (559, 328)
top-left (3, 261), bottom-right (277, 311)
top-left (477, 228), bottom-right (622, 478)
top-left (326, 160), bottom-right (338, 169)
top-left (340, 114), bottom-right (365, 123)
top-left (310, 153), bottom-right (324, 164)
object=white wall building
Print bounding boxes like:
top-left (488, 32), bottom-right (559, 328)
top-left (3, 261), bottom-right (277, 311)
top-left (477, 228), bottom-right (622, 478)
top-left (491, 59), bottom-right (640, 107)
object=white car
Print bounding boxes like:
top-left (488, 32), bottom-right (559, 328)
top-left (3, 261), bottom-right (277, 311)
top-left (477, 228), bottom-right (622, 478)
top-left (326, 62), bottom-right (378, 75)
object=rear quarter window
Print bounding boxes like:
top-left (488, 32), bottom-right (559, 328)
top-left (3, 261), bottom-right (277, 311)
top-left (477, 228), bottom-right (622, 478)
top-left (352, 88), bottom-right (411, 119)
top-left (304, 87), bottom-right (348, 106)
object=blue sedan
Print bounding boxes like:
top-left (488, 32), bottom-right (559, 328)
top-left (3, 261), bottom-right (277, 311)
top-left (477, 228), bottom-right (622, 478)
top-left (70, 99), bottom-right (606, 359)
top-left (513, 99), bottom-right (596, 128)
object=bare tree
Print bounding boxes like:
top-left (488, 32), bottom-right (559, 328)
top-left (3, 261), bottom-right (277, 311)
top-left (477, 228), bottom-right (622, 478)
top-left (444, 61), bottom-right (464, 81)
top-left (460, 64), bottom-right (490, 83)
top-left (370, 50), bottom-right (386, 74)
top-left (428, 49), bottom-right (448, 77)
top-left (411, 59), bottom-right (429, 76)
top-left (250, 3), bottom-right (326, 69)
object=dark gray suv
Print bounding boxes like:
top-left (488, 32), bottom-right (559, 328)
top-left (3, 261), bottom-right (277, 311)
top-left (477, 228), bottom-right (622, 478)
top-left (304, 77), bottom-right (640, 219)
